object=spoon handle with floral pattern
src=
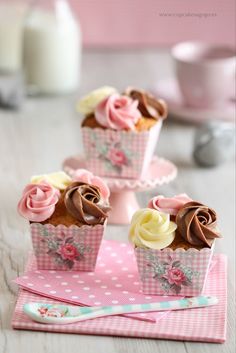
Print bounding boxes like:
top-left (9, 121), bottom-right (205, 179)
top-left (23, 296), bottom-right (218, 325)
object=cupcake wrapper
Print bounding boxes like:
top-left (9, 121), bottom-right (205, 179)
top-left (82, 120), bottom-right (162, 179)
top-left (135, 243), bottom-right (214, 296)
top-left (30, 222), bottom-right (105, 271)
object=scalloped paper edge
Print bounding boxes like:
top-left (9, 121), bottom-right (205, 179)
top-left (135, 241), bottom-right (215, 254)
top-left (30, 220), bottom-right (107, 232)
top-left (81, 122), bottom-right (161, 136)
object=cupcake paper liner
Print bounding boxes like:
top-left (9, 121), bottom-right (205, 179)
top-left (135, 243), bottom-right (214, 296)
top-left (82, 120), bottom-right (162, 179)
top-left (30, 222), bottom-right (105, 271)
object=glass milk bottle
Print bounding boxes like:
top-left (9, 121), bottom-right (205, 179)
top-left (23, 0), bottom-right (81, 95)
top-left (0, 0), bottom-right (26, 73)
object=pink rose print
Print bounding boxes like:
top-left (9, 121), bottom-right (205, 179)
top-left (38, 227), bottom-right (91, 269)
top-left (17, 181), bottom-right (60, 222)
top-left (46, 309), bottom-right (65, 318)
top-left (87, 127), bottom-right (135, 174)
top-left (38, 305), bottom-right (67, 318)
top-left (59, 243), bottom-right (79, 261)
top-left (165, 268), bottom-right (186, 286)
top-left (108, 148), bottom-right (128, 167)
top-left (38, 307), bottom-right (48, 316)
top-left (146, 255), bottom-right (198, 294)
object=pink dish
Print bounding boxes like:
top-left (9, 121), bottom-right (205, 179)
top-left (152, 78), bottom-right (235, 123)
top-left (172, 41), bottom-right (236, 109)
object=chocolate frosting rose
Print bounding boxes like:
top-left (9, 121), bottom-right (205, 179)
top-left (125, 88), bottom-right (168, 120)
top-left (64, 182), bottom-right (110, 225)
top-left (176, 201), bottom-right (220, 247)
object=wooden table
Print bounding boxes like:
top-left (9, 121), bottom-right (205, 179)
top-left (0, 49), bottom-right (235, 353)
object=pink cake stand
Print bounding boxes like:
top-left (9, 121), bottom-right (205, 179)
top-left (63, 155), bottom-right (177, 225)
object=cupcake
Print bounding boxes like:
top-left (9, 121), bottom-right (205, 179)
top-left (18, 171), bottom-right (110, 271)
top-left (77, 86), bottom-right (167, 179)
top-left (129, 194), bottom-right (220, 295)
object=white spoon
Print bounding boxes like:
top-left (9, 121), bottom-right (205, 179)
top-left (23, 296), bottom-right (218, 325)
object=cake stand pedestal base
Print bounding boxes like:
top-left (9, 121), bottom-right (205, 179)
top-left (108, 191), bottom-right (140, 225)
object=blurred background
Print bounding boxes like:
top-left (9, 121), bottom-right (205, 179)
top-left (73, 0), bottom-right (236, 47)
top-left (0, 0), bottom-right (235, 95)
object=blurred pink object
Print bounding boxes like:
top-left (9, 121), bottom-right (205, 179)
top-left (72, 169), bottom-right (110, 200)
top-left (152, 78), bottom-right (236, 123)
top-left (172, 41), bottom-right (236, 108)
top-left (148, 193), bottom-right (192, 216)
top-left (72, 1), bottom-right (235, 47)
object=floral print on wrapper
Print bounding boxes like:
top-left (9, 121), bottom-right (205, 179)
top-left (38, 225), bottom-right (91, 269)
top-left (144, 253), bottom-right (199, 294)
top-left (87, 131), bottom-right (136, 174)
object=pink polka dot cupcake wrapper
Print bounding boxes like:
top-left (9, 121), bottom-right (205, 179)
top-left (135, 244), bottom-right (214, 296)
top-left (30, 222), bottom-right (106, 271)
top-left (82, 120), bottom-right (162, 179)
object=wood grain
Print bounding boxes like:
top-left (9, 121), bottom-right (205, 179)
top-left (0, 49), bottom-right (235, 353)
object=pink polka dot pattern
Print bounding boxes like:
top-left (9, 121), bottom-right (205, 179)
top-left (14, 240), bottom-right (179, 322)
top-left (38, 275), bottom-right (45, 279)
top-left (12, 255), bottom-right (227, 341)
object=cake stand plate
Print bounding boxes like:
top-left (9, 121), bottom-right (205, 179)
top-left (63, 155), bottom-right (177, 225)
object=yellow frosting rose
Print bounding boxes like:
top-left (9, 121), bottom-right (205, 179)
top-left (31, 171), bottom-right (71, 190)
top-left (77, 86), bottom-right (117, 115)
top-left (129, 208), bottom-right (177, 250)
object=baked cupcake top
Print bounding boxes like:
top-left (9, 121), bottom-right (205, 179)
top-left (129, 193), bottom-right (221, 250)
top-left (77, 86), bottom-right (168, 132)
top-left (18, 170), bottom-right (110, 226)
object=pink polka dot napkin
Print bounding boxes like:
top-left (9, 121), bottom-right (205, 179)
top-left (14, 240), bottom-right (180, 322)
top-left (12, 254), bottom-right (227, 342)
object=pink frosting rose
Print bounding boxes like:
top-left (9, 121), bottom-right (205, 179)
top-left (107, 148), bottom-right (128, 167)
top-left (17, 182), bottom-right (60, 222)
top-left (72, 169), bottom-right (110, 200)
top-left (165, 268), bottom-right (186, 286)
top-left (58, 243), bottom-right (79, 261)
top-left (95, 94), bottom-right (141, 130)
top-left (148, 193), bottom-right (192, 216)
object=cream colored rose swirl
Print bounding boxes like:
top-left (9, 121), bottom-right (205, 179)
top-left (129, 208), bottom-right (177, 250)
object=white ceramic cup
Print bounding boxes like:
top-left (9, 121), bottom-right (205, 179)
top-left (172, 41), bottom-right (236, 108)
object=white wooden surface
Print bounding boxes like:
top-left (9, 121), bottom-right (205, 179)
top-left (0, 49), bottom-right (235, 353)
